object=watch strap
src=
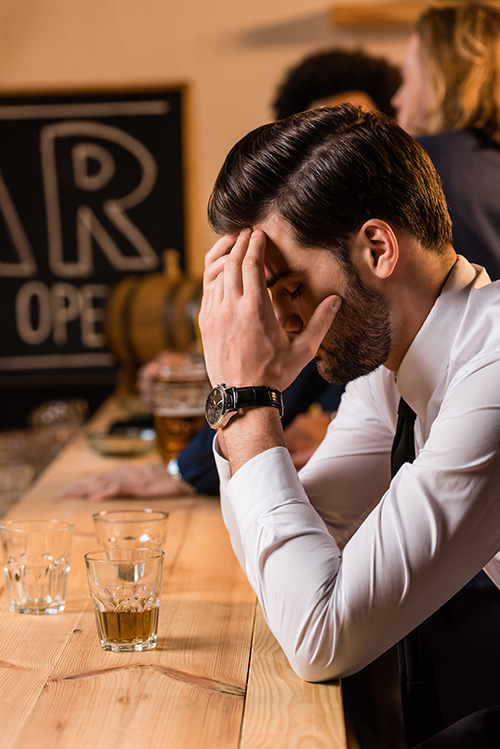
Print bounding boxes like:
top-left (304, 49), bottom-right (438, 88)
top-left (229, 386), bottom-right (284, 417)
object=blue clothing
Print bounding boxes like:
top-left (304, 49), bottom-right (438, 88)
top-left (417, 130), bottom-right (500, 279)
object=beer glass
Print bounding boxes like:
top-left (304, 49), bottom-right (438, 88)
top-left (85, 547), bottom-right (164, 652)
top-left (153, 352), bottom-right (210, 463)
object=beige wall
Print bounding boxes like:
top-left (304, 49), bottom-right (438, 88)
top-left (0, 0), bottom-right (412, 274)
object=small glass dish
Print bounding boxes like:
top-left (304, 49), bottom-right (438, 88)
top-left (86, 428), bottom-right (156, 458)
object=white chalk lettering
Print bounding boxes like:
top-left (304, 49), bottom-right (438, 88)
top-left (81, 284), bottom-right (108, 347)
top-left (15, 281), bottom-right (109, 348)
top-left (41, 120), bottom-right (159, 277)
top-left (51, 282), bottom-right (82, 345)
top-left (72, 142), bottom-right (116, 192)
top-left (16, 281), bottom-right (52, 344)
top-left (0, 169), bottom-right (36, 278)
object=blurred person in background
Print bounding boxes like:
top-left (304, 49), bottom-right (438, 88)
top-left (392, 1), bottom-right (500, 279)
top-left (62, 47), bottom-right (400, 502)
top-left (378, 3), bottom-right (500, 745)
top-left (273, 46), bottom-right (400, 118)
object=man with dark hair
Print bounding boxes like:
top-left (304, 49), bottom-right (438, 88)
top-left (273, 48), bottom-right (401, 120)
top-left (63, 50), bottom-right (402, 502)
top-left (200, 104), bottom-right (500, 747)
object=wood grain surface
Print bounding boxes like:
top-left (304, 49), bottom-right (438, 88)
top-left (0, 399), bottom-right (347, 748)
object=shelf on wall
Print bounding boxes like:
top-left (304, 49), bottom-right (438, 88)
top-left (331, 1), bottom-right (500, 27)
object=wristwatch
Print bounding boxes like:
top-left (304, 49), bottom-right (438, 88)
top-left (205, 384), bottom-right (284, 429)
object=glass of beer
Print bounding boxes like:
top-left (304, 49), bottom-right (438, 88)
top-left (85, 547), bottom-right (164, 652)
top-left (153, 352), bottom-right (210, 463)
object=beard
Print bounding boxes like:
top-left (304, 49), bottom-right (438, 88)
top-left (316, 264), bottom-right (392, 385)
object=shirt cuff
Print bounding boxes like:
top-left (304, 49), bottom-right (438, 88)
top-left (223, 445), bottom-right (311, 538)
top-left (213, 433), bottom-right (232, 485)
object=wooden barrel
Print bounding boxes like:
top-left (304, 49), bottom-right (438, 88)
top-left (106, 271), bottom-right (203, 373)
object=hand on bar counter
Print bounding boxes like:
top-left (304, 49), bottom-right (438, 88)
top-left (61, 463), bottom-right (178, 501)
top-left (60, 409), bottom-right (333, 501)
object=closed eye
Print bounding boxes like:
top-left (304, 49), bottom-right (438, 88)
top-left (289, 284), bottom-right (304, 300)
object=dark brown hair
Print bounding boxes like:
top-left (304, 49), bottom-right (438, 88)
top-left (208, 104), bottom-right (453, 265)
top-left (272, 47), bottom-right (401, 119)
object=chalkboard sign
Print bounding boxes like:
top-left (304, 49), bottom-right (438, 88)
top-left (0, 87), bottom-right (187, 426)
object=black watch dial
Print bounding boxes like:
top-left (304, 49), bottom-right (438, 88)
top-left (205, 385), bottom-right (226, 428)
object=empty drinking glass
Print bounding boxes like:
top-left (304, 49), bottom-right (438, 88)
top-left (0, 519), bottom-right (73, 614)
top-left (92, 508), bottom-right (169, 550)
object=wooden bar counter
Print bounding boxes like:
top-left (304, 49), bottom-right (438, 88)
top-left (0, 400), bottom-right (347, 748)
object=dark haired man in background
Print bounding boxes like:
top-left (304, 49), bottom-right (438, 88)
top-left (273, 47), bottom-right (400, 119)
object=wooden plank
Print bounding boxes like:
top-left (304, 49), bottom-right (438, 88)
top-left (0, 399), bottom-right (256, 748)
top-left (331, 1), bottom-right (500, 28)
top-left (241, 607), bottom-right (347, 749)
top-left (0, 398), bottom-right (348, 747)
top-left (7, 506), bottom-right (255, 748)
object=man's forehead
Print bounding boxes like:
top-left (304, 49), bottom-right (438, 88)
top-left (262, 239), bottom-right (303, 286)
top-left (255, 212), bottom-right (341, 282)
top-left (256, 216), bottom-right (305, 268)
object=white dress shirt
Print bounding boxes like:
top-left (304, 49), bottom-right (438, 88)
top-left (214, 256), bottom-right (500, 681)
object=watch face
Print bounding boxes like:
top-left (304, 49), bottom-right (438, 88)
top-left (205, 386), bottom-right (226, 428)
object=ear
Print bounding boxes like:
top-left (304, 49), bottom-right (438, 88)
top-left (350, 219), bottom-right (399, 280)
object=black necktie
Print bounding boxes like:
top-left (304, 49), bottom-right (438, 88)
top-left (391, 398), bottom-right (443, 747)
top-left (391, 397), bottom-right (417, 475)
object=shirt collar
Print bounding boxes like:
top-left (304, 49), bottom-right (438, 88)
top-left (396, 256), bottom-right (490, 420)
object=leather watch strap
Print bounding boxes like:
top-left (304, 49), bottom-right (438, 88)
top-left (231, 386), bottom-right (284, 416)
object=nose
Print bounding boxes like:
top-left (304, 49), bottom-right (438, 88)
top-left (391, 85), bottom-right (402, 111)
top-left (274, 305), bottom-right (304, 335)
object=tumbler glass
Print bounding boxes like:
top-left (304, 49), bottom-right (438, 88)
top-left (92, 509), bottom-right (168, 550)
top-left (0, 519), bottom-right (73, 614)
top-left (85, 547), bottom-right (164, 652)
top-left (29, 398), bottom-right (88, 472)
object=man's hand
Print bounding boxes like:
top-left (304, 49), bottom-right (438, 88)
top-left (60, 464), bottom-right (186, 501)
top-left (199, 228), bottom-right (339, 391)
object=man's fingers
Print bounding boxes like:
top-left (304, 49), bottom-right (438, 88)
top-left (203, 254), bottom-right (230, 285)
top-left (241, 229), bottom-right (268, 299)
top-left (204, 233), bottom-right (238, 269)
top-left (202, 229), bottom-right (256, 318)
top-left (201, 254), bottom-right (227, 319)
top-left (223, 228), bottom-right (253, 296)
top-left (301, 295), bottom-right (342, 354)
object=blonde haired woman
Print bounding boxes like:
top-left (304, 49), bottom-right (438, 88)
top-left (392, 1), bottom-right (500, 279)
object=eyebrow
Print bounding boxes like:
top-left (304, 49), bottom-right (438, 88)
top-left (266, 270), bottom-right (301, 289)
